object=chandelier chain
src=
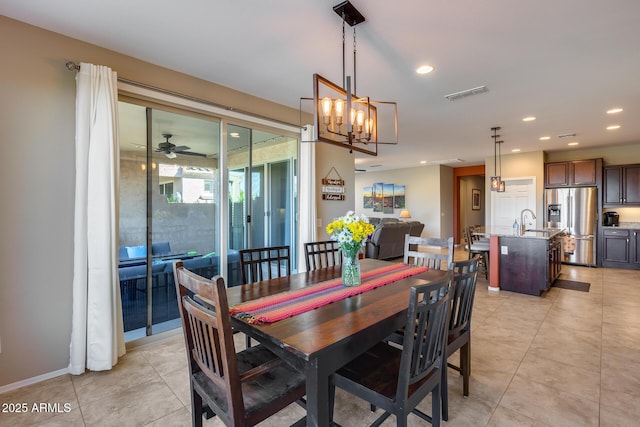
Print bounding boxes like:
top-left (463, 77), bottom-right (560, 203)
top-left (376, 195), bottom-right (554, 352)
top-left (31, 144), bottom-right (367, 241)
top-left (353, 26), bottom-right (357, 94)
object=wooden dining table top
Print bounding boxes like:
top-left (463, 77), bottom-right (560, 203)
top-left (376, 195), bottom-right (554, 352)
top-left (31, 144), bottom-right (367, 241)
top-left (226, 258), bottom-right (447, 362)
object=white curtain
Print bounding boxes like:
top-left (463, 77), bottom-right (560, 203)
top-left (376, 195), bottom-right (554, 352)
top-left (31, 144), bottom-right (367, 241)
top-left (297, 126), bottom-right (318, 272)
top-left (69, 63), bottom-right (125, 374)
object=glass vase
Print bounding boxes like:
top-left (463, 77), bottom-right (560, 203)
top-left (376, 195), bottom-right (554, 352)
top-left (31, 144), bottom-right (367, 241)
top-left (342, 252), bottom-right (361, 287)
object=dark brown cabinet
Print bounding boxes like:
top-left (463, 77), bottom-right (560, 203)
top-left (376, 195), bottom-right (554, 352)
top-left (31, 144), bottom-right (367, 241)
top-left (602, 228), bottom-right (640, 269)
top-left (603, 164), bottom-right (640, 206)
top-left (603, 228), bottom-right (629, 264)
top-left (545, 162), bottom-right (570, 187)
top-left (499, 234), bottom-right (563, 295)
top-left (545, 159), bottom-right (601, 188)
top-left (548, 237), bottom-right (562, 283)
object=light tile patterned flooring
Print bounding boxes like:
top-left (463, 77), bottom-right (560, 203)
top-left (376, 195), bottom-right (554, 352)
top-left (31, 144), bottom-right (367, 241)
top-left (2, 250), bottom-right (640, 426)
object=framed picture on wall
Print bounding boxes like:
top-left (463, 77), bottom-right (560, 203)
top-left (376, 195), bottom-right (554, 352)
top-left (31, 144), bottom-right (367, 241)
top-left (363, 186), bottom-right (373, 209)
top-left (382, 183), bottom-right (394, 214)
top-left (393, 185), bottom-right (405, 208)
top-left (472, 189), bottom-right (481, 210)
top-left (372, 182), bottom-right (383, 212)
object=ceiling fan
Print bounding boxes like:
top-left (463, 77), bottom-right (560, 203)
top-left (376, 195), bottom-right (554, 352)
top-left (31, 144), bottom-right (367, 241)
top-left (155, 133), bottom-right (206, 158)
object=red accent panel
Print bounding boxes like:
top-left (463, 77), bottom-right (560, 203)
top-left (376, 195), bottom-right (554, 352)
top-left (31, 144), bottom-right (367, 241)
top-left (489, 236), bottom-right (500, 289)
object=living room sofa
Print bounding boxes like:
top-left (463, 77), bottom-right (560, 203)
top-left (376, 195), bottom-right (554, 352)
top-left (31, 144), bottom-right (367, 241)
top-left (365, 220), bottom-right (424, 260)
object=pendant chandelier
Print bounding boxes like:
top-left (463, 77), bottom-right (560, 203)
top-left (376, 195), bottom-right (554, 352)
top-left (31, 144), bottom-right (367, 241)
top-left (490, 127), bottom-right (506, 192)
top-left (301, 1), bottom-right (398, 156)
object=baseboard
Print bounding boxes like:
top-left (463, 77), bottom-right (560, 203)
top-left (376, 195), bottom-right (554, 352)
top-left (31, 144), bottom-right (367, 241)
top-left (0, 329), bottom-right (183, 394)
top-left (0, 367), bottom-right (69, 394)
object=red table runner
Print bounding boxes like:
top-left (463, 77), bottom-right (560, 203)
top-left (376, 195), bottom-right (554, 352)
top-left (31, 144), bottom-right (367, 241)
top-left (230, 263), bottom-right (427, 324)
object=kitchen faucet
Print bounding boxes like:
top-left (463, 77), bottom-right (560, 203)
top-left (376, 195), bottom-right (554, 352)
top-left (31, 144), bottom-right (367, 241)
top-left (520, 208), bottom-right (537, 233)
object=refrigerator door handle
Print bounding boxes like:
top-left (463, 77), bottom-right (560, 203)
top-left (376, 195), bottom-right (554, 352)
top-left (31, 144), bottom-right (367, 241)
top-left (567, 194), bottom-right (572, 230)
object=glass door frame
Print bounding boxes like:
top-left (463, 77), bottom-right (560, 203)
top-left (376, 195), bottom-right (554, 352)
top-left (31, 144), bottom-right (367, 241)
top-left (119, 82), bottom-right (300, 345)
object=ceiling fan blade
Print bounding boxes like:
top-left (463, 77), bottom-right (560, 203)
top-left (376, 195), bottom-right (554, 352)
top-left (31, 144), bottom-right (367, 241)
top-left (177, 151), bottom-right (207, 157)
top-left (172, 145), bottom-right (191, 152)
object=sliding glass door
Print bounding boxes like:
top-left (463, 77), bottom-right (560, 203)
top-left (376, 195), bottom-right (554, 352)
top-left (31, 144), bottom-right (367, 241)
top-left (118, 101), bottom-right (220, 340)
top-left (118, 98), bottom-right (298, 338)
top-left (226, 124), bottom-right (298, 286)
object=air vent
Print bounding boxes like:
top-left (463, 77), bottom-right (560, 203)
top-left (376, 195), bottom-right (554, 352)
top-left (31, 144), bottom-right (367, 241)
top-left (444, 86), bottom-right (488, 101)
top-left (557, 133), bottom-right (577, 139)
top-left (427, 158), bottom-right (464, 165)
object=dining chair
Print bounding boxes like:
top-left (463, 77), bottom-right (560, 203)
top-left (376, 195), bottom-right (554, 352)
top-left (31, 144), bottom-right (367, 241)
top-left (464, 226), bottom-right (489, 279)
top-left (330, 271), bottom-right (453, 427)
top-left (238, 245), bottom-right (291, 347)
top-left (173, 261), bottom-right (306, 427)
top-left (304, 240), bottom-right (341, 271)
top-left (441, 256), bottom-right (479, 421)
top-left (469, 226), bottom-right (490, 248)
top-left (239, 245), bottom-right (291, 284)
top-left (403, 235), bottom-right (454, 271)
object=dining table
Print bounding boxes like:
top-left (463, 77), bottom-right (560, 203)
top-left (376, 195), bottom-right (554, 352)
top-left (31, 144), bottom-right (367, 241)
top-left (225, 258), bottom-right (447, 427)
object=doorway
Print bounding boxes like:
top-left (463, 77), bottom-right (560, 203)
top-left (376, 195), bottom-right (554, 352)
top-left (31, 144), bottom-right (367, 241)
top-left (453, 165), bottom-right (486, 244)
top-left (490, 177), bottom-right (537, 228)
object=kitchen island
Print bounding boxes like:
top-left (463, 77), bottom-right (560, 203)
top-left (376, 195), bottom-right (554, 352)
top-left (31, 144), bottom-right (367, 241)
top-left (482, 227), bottom-right (564, 296)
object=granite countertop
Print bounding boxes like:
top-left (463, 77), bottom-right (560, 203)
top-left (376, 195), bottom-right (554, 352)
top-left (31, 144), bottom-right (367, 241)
top-left (479, 226), bottom-right (565, 240)
top-left (603, 222), bottom-right (640, 229)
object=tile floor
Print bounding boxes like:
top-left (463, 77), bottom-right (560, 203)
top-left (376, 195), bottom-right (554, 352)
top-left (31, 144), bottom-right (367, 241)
top-left (2, 252), bottom-right (640, 426)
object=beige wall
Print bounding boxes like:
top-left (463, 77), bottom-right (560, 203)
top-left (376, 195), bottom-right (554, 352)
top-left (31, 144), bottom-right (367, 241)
top-left (0, 16), bottom-right (324, 388)
top-left (315, 144), bottom-right (356, 240)
top-left (545, 143), bottom-right (640, 165)
top-left (354, 165), bottom-right (454, 238)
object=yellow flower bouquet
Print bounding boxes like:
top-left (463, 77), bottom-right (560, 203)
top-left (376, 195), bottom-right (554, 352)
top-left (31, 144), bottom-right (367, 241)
top-left (326, 211), bottom-right (375, 286)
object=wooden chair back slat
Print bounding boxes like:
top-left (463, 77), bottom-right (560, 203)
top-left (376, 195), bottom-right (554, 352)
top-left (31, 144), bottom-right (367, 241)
top-left (239, 246), bottom-right (291, 283)
top-left (403, 235), bottom-right (454, 271)
top-left (304, 240), bottom-right (341, 271)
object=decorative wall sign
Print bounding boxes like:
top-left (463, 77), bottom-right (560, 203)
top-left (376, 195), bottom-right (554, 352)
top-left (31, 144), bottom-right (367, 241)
top-left (322, 167), bottom-right (346, 201)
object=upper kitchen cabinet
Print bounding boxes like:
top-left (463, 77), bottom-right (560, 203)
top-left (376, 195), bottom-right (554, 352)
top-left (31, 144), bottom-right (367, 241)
top-left (604, 164), bottom-right (640, 206)
top-left (544, 158), bottom-right (602, 188)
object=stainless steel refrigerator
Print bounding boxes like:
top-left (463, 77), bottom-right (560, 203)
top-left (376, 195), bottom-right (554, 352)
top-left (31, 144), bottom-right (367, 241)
top-left (544, 187), bottom-right (598, 266)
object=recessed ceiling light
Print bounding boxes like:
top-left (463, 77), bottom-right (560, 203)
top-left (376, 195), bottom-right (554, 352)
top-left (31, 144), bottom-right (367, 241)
top-left (539, 136), bottom-right (551, 141)
top-left (230, 132), bottom-right (240, 138)
top-left (416, 65), bottom-right (434, 75)
top-left (512, 149), bottom-right (521, 152)
top-left (607, 125), bottom-right (621, 130)
top-left (568, 142), bottom-right (579, 146)
top-left (522, 116), bottom-right (536, 122)
top-left (607, 108), bottom-right (623, 114)
top-left (420, 160), bottom-right (427, 164)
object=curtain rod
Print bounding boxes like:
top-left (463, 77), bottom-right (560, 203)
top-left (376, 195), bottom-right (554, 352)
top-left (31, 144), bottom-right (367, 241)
top-left (65, 61), bottom-right (300, 129)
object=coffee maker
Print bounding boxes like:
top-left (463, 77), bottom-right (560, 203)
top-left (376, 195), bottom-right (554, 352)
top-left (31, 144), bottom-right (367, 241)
top-left (603, 212), bottom-right (620, 226)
